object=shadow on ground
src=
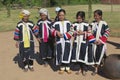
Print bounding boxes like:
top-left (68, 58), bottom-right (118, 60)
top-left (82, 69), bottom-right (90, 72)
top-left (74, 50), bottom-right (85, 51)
top-left (107, 41), bottom-right (120, 49)
top-left (13, 53), bottom-right (24, 69)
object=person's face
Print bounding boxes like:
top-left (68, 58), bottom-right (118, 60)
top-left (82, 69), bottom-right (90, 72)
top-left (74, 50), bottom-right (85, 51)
top-left (40, 13), bottom-right (47, 20)
top-left (94, 13), bottom-right (102, 22)
top-left (77, 16), bottom-right (83, 23)
top-left (58, 12), bottom-right (65, 21)
top-left (22, 15), bottom-right (29, 22)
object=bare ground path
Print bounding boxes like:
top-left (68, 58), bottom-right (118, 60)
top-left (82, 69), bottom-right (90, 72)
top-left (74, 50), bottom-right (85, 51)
top-left (0, 31), bottom-right (119, 80)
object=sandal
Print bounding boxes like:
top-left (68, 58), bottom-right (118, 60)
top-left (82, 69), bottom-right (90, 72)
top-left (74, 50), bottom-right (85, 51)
top-left (66, 70), bottom-right (72, 74)
top-left (44, 61), bottom-right (48, 67)
top-left (23, 68), bottom-right (28, 72)
top-left (29, 67), bottom-right (34, 71)
top-left (82, 71), bottom-right (87, 76)
top-left (59, 70), bottom-right (64, 74)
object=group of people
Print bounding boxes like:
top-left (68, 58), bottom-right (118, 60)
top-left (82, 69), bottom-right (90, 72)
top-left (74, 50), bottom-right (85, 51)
top-left (14, 7), bottom-right (110, 76)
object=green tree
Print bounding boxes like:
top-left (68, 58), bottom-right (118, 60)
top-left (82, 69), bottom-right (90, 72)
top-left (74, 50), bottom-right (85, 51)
top-left (1, 0), bottom-right (12, 17)
top-left (41, 0), bottom-right (50, 7)
top-left (0, 1), bottom-right (3, 10)
top-left (67, 0), bottom-right (71, 4)
top-left (0, 0), bottom-right (21, 17)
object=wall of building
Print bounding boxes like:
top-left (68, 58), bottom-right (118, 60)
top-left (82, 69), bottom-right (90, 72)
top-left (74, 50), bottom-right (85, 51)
top-left (101, 0), bottom-right (120, 4)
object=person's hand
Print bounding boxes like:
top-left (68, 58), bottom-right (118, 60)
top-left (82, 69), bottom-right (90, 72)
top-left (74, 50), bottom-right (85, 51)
top-left (94, 40), bottom-right (101, 45)
top-left (15, 41), bottom-right (19, 48)
top-left (77, 30), bottom-right (84, 36)
top-left (56, 31), bottom-right (63, 38)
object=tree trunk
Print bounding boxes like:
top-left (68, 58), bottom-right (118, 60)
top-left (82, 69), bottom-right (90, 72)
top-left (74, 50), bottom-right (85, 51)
top-left (67, 0), bottom-right (70, 4)
top-left (42, 0), bottom-right (50, 7)
top-left (56, 0), bottom-right (62, 7)
top-left (110, 0), bottom-right (113, 12)
top-left (88, 0), bottom-right (92, 21)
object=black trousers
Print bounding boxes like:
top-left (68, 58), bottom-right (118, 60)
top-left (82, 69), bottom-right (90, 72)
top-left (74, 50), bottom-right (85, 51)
top-left (19, 42), bottom-right (34, 66)
top-left (39, 40), bottom-right (53, 60)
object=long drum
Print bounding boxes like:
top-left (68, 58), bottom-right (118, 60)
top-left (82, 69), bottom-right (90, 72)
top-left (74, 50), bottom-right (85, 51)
top-left (103, 54), bottom-right (120, 79)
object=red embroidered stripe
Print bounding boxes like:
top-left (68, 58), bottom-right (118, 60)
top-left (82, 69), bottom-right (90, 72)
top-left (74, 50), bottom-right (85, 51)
top-left (15, 28), bottom-right (19, 32)
top-left (66, 33), bottom-right (71, 39)
top-left (14, 36), bottom-right (19, 39)
top-left (100, 36), bottom-right (107, 43)
top-left (52, 29), bottom-right (56, 37)
top-left (87, 35), bottom-right (95, 41)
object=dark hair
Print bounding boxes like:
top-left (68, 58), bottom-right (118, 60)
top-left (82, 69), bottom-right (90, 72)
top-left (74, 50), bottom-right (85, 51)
top-left (76, 11), bottom-right (85, 20)
top-left (94, 9), bottom-right (102, 16)
top-left (58, 9), bottom-right (66, 15)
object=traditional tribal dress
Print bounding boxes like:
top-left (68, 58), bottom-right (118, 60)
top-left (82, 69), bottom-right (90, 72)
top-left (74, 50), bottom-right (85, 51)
top-left (71, 22), bottom-right (95, 65)
top-left (52, 20), bottom-right (72, 66)
top-left (14, 20), bottom-right (38, 68)
top-left (91, 20), bottom-right (110, 65)
top-left (36, 19), bottom-right (53, 60)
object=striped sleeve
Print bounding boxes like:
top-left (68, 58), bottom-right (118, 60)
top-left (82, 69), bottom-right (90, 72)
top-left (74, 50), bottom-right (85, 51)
top-left (51, 24), bottom-right (57, 37)
top-left (63, 25), bottom-right (74, 40)
top-left (14, 27), bottom-right (20, 41)
top-left (51, 28), bottom-right (57, 37)
top-left (63, 32), bottom-right (72, 40)
top-left (32, 25), bottom-right (39, 37)
top-left (100, 25), bottom-right (110, 43)
top-left (87, 32), bottom-right (96, 43)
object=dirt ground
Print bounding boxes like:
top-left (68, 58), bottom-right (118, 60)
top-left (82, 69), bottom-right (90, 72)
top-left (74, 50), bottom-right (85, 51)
top-left (0, 31), bottom-right (120, 80)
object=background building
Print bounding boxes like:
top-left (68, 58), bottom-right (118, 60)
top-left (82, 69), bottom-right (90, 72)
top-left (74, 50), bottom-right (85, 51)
top-left (101, 0), bottom-right (120, 4)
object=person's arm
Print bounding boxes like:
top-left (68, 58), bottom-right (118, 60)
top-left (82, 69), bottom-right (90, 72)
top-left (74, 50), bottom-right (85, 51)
top-left (32, 25), bottom-right (39, 37)
top-left (32, 25), bottom-right (41, 42)
top-left (63, 22), bottom-right (74, 40)
top-left (99, 24), bottom-right (110, 44)
top-left (87, 25), bottom-right (96, 43)
top-left (51, 25), bottom-right (57, 37)
top-left (51, 27), bottom-right (63, 38)
top-left (14, 26), bottom-right (20, 48)
top-left (51, 23), bottom-right (63, 38)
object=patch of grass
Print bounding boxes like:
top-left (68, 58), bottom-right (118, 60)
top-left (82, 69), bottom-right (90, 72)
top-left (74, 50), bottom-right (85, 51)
top-left (0, 4), bottom-right (120, 37)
